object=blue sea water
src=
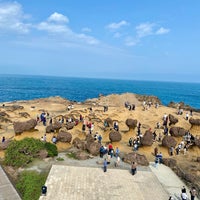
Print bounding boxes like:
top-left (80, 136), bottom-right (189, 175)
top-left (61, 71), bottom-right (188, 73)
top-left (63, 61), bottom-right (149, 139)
top-left (0, 74), bottom-right (200, 109)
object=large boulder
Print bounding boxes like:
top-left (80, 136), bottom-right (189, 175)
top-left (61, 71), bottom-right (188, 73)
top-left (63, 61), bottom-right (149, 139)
top-left (57, 131), bottom-right (72, 143)
top-left (162, 135), bottom-right (177, 148)
top-left (162, 158), bottom-right (177, 169)
top-left (109, 130), bottom-right (122, 142)
top-left (125, 118), bottom-right (137, 129)
top-left (13, 119), bottom-right (37, 135)
top-left (189, 118), bottom-right (200, 126)
top-left (169, 127), bottom-right (187, 137)
top-left (169, 114), bottom-right (178, 126)
top-left (86, 142), bottom-right (101, 156)
top-left (122, 152), bottom-right (149, 166)
top-left (65, 122), bottom-right (75, 130)
top-left (46, 122), bottom-right (62, 133)
top-left (74, 151), bottom-right (90, 160)
top-left (72, 137), bottom-right (86, 150)
top-left (141, 130), bottom-right (153, 146)
top-left (104, 118), bottom-right (113, 127)
top-left (195, 138), bottom-right (200, 147)
top-left (0, 139), bottom-right (11, 150)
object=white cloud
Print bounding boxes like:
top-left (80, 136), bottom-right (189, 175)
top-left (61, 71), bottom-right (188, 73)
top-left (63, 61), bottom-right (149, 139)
top-left (113, 32), bottom-right (121, 38)
top-left (0, 2), bottom-right (30, 33)
top-left (156, 27), bottom-right (170, 35)
top-left (81, 27), bottom-right (91, 32)
top-left (136, 22), bottom-right (155, 38)
top-left (124, 37), bottom-right (139, 46)
top-left (47, 12), bottom-right (69, 23)
top-left (37, 22), bottom-right (71, 33)
top-left (106, 20), bottom-right (129, 30)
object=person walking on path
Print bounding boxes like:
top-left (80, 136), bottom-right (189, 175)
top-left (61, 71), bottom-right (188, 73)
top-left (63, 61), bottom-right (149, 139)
top-left (131, 161), bottom-right (137, 175)
top-left (103, 158), bottom-right (107, 172)
top-left (181, 186), bottom-right (188, 200)
top-left (190, 186), bottom-right (197, 200)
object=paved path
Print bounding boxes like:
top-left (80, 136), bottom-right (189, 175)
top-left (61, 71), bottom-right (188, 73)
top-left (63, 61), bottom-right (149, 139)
top-left (149, 162), bottom-right (200, 200)
top-left (0, 166), bottom-right (21, 200)
top-left (39, 164), bottom-right (169, 200)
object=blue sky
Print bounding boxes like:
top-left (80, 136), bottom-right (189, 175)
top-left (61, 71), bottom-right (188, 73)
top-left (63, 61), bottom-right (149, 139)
top-left (0, 0), bottom-right (200, 82)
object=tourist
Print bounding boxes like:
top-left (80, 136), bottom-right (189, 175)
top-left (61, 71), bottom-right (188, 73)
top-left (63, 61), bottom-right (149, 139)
top-left (52, 135), bottom-right (57, 144)
top-left (41, 185), bottom-right (47, 196)
top-left (168, 196), bottom-right (174, 200)
top-left (115, 156), bottom-right (120, 167)
top-left (2, 136), bottom-right (5, 143)
top-left (190, 186), bottom-right (197, 200)
top-left (98, 135), bottom-right (102, 144)
top-left (154, 147), bottom-right (158, 156)
top-left (169, 146), bottom-right (174, 156)
top-left (129, 138), bottom-right (133, 147)
top-left (154, 156), bottom-right (159, 168)
top-left (43, 134), bottom-right (47, 142)
top-left (115, 147), bottom-right (120, 157)
top-left (185, 112), bottom-right (189, 120)
top-left (106, 153), bottom-right (111, 164)
top-left (131, 161), bottom-right (137, 175)
top-left (181, 186), bottom-right (188, 200)
top-left (103, 158), bottom-right (107, 172)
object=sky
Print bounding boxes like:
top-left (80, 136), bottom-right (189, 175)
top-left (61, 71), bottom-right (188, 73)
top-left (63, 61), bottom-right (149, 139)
top-left (0, 0), bottom-right (200, 82)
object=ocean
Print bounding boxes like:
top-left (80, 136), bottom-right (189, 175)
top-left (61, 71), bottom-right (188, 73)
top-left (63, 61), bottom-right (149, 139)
top-left (0, 74), bottom-right (200, 109)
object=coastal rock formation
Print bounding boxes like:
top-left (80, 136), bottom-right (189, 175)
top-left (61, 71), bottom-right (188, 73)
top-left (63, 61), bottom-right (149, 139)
top-left (195, 138), bottom-right (200, 147)
top-left (13, 119), bottom-right (37, 135)
top-left (57, 131), bottom-right (72, 143)
top-left (168, 114), bottom-right (178, 126)
top-left (135, 94), bottom-right (161, 105)
top-left (141, 130), bottom-right (153, 146)
top-left (169, 127), bottom-right (187, 137)
top-left (72, 137), bottom-right (86, 150)
top-left (189, 118), bottom-right (200, 126)
top-left (125, 118), bottom-right (137, 130)
top-left (109, 130), bottom-right (122, 142)
top-left (18, 112), bottom-right (30, 118)
top-left (65, 122), bottom-right (75, 130)
top-left (74, 151), bottom-right (90, 160)
top-left (86, 142), bottom-right (101, 156)
top-left (3, 105), bottom-right (24, 112)
top-left (162, 158), bottom-right (177, 169)
top-left (104, 118), bottom-right (113, 127)
top-left (46, 122), bottom-right (62, 133)
top-left (162, 136), bottom-right (177, 148)
top-left (0, 139), bottom-right (11, 150)
top-left (122, 152), bottom-right (149, 166)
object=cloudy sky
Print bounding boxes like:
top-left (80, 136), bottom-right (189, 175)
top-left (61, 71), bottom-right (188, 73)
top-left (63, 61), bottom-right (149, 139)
top-left (0, 0), bottom-right (200, 82)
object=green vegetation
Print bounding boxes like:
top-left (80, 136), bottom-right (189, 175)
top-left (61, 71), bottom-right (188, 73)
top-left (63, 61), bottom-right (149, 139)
top-left (16, 170), bottom-right (47, 200)
top-left (56, 157), bottom-right (64, 161)
top-left (44, 142), bottom-right (58, 157)
top-left (4, 138), bottom-right (58, 167)
top-left (66, 152), bottom-right (76, 159)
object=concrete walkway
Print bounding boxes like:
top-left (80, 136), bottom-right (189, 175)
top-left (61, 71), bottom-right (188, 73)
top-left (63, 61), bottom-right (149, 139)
top-left (0, 166), bottom-right (21, 200)
top-left (39, 164), bottom-right (169, 200)
top-left (149, 162), bottom-right (200, 200)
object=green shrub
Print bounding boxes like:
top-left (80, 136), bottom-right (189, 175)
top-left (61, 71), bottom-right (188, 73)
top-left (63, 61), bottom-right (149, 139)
top-left (44, 142), bottom-right (58, 157)
top-left (4, 138), bottom-right (44, 167)
top-left (66, 152), bottom-right (76, 159)
top-left (16, 170), bottom-right (47, 200)
top-left (56, 157), bottom-right (64, 161)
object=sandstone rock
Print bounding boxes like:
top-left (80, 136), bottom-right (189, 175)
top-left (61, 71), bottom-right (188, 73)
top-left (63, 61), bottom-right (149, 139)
top-left (109, 130), bottom-right (122, 142)
top-left (86, 142), bottom-right (101, 156)
top-left (72, 137), bottom-right (86, 150)
top-left (195, 138), bottom-right (200, 147)
top-left (125, 118), bottom-right (137, 129)
top-left (169, 114), bottom-right (178, 126)
top-left (19, 112), bottom-right (30, 118)
top-left (122, 152), bottom-right (149, 166)
top-left (13, 119), bottom-right (37, 135)
top-left (169, 127), bottom-right (187, 137)
top-left (197, 157), bottom-right (200, 162)
top-left (162, 135), bottom-right (177, 148)
top-left (46, 125), bottom-right (54, 133)
top-left (141, 130), bottom-right (153, 146)
top-left (0, 139), bottom-right (11, 150)
top-left (57, 131), bottom-right (72, 143)
top-left (104, 118), bottom-right (113, 127)
top-left (74, 151), bottom-right (90, 160)
top-left (162, 158), bottom-right (177, 168)
top-left (37, 149), bottom-right (48, 159)
top-left (189, 118), bottom-right (200, 126)
top-left (46, 122), bottom-right (62, 133)
top-left (65, 122), bottom-right (75, 130)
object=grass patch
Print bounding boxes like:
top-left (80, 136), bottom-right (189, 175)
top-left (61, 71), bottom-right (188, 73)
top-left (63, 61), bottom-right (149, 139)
top-left (66, 152), bottom-right (76, 159)
top-left (56, 157), bottom-right (64, 161)
top-left (16, 170), bottom-right (48, 200)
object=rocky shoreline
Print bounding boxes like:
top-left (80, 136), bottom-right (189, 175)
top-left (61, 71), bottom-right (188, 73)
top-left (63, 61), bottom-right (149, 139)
top-left (0, 93), bottom-right (200, 197)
